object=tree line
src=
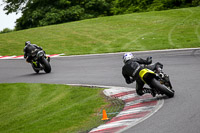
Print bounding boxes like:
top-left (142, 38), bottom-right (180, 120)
top-left (1, 0), bottom-right (200, 31)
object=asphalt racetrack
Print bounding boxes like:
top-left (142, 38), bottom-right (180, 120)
top-left (0, 49), bottom-right (200, 133)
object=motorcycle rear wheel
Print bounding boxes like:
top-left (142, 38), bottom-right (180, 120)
top-left (41, 57), bottom-right (51, 73)
top-left (150, 78), bottom-right (174, 98)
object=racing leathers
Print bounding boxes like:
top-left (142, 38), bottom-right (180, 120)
top-left (23, 44), bottom-right (43, 63)
top-left (122, 56), bottom-right (163, 96)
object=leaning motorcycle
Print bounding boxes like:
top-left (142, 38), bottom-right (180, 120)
top-left (30, 50), bottom-right (51, 73)
top-left (139, 68), bottom-right (174, 98)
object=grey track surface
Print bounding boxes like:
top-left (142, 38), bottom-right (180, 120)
top-left (0, 49), bottom-right (200, 133)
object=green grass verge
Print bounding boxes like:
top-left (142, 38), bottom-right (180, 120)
top-left (0, 83), bottom-right (110, 133)
top-left (0, 7), bottom-right (200, 56)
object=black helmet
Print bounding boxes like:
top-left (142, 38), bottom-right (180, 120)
top-left (25, 41), bottom-right (31, 46)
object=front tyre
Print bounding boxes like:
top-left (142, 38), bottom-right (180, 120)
top-left (31, 63), bottom-right (39, 73)
top-left (41, 57), bottom-right (51, 73)
top-left (150, 78), bottom-right (174, 98)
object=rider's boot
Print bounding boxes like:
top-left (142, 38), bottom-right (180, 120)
top-left (47, 56), bottom-right (50, 62)
top-left (45, 56), bottom-right (50, 62)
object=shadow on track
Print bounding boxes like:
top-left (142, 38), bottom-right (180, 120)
top-left (16, 72), bottom-right (51, 78)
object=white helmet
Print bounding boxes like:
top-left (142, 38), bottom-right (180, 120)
top-left (123, 52), bottom-right (134, 63)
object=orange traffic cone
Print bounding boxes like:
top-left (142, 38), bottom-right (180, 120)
top-left (101, 109), bottom-right (109, 120)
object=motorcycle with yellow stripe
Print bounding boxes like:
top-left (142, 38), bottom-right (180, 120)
top-left (139, 68), bottom-right (174, 98)
top-left (31, 50), bottom-right (51, 73)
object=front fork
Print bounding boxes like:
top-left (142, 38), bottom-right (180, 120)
top-left (32, 60), bottom-right (41, 68)
top-left (32, 61), bottom-right (37, 67)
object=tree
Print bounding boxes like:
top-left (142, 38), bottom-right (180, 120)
top-left (2, 0), bottom-right (198, 30)
top-left (2, 0), bottom-right (27, 14)
top-left (2, 0), bottom-right (114, 30)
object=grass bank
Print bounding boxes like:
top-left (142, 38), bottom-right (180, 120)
top-left (0, 7), bottom-right (200, 56)
top-left (0, 83), bottom-right (109, 133)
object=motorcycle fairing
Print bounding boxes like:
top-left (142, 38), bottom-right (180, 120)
top-left (139, 68), bottom-right (156, 84)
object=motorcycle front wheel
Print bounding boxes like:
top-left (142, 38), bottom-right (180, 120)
top-left (150, 78), bottom-right (174, 98)
top-left (31, 63), bottom-right (39, 73)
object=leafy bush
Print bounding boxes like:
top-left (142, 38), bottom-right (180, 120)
top-left (110, 0), bottom-right (199, 15)
top-left (0, 28), bottom-right (13, 34)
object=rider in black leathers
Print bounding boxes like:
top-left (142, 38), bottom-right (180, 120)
top-left (23, 41), bottom-right (44, 63)
top-left (122, 52), bottom-right (163, 97)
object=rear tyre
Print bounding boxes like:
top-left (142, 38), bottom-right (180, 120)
top-left (41, 57), bottom-right (51, 73)
top-left (150, 78), bottom-right (174, 98)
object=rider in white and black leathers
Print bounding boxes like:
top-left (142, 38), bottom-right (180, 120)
top-left (23, 41), bottom-right (44, 63)
top-left (122, 52), bottom-right (163, 97)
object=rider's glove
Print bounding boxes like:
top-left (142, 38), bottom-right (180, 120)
top-left (146, 56), bottom-right (152, 64)
top-left (126, 77), bottom-right (134, 84)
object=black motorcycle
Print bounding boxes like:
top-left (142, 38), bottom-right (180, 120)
top-left (139, 68), bottom-right (174, 98)
top-left (30, 50), bottom-right (51, 73)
